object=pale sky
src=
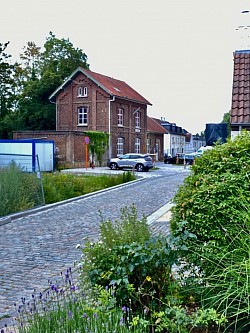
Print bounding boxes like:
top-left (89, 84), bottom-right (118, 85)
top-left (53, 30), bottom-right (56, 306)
top-left (1, 0), bottom-right (250, 134)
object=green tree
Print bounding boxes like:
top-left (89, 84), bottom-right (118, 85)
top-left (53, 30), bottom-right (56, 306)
top-left (15, 32), bottom-right (90, 131)
top-left (0, 41), bottom-right (17, 137)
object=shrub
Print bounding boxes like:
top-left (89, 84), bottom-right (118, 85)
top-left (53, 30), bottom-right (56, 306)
top-left (79, 205), bottom-right (196, 315)
top-left (170, 131), bottom-right (250, 330)
top-left (170, 131), bottom-right (250, 272)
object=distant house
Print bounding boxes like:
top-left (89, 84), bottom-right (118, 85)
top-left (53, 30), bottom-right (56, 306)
top-left (230, 50), bottom-right (250, 138)
top-left (14, 67), bottom-right (152, 166)
top-left (185, 133), bottom-right (206, 153)
top-left (147, 117), bottom-right (166, 161)
top-left (153, 118), bottom-right (186, 157)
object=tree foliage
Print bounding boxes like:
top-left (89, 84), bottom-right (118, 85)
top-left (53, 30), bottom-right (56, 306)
top-left (0, 42), bottom-right (17, 137)
top-left (0, 33), bottom-right (90, 138)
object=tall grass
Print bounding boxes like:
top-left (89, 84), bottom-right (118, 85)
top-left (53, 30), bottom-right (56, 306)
top-left (0, 162), bottom-right (44, 217)
top-left (190, 209), bottom-right (250, 332)
top-left (42, 171), bottom-right (136, 204)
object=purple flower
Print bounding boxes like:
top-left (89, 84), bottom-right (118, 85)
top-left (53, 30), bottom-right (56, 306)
top-left (83, 312), bottom-right (87, 318)
top-left (122, 306), bottom-right (127, 312)
top-left (68, 310), bottom-right (72, 318)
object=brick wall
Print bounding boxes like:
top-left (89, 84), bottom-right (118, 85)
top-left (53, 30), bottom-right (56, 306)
top-left (13, 131), bottom-right (90, 168)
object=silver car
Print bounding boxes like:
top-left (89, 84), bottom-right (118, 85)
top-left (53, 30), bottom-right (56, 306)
top-left (107, 153), bottom-right (153, 172)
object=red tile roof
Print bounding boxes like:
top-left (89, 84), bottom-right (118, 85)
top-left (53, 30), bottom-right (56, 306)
top-left (231, 50), bottom-right (250, 124)
top-left (147, 117), bottom-right (167, 134)
top-left (49, 67), bottom-right (152, 105)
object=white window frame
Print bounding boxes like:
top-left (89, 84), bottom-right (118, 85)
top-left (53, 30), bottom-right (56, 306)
top-left (118, 108), bottom-right (124, 126)
top-left (117, 137), bottom-right (124, 155)
top-left (135, 111), bottom-right (140, 128)
top-left (135, 138), bottom-right (141, 153)
top-left (77, 86), bottom-right (88, 97)
top-left (78, 107), bottom-right (88, 125)
top-left (147, 138), bottom-right (150, 154)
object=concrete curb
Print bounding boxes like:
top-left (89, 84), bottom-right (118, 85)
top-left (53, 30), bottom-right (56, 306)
top-left (147, 201), bottom-right (174, 225)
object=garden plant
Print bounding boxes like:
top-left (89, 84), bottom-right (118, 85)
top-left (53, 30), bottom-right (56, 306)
top-left (170, 130), bottom-right (250, 331)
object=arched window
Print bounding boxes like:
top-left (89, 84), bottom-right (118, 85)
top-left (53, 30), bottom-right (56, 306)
top-left (77, 86), bottom-right (88, 97)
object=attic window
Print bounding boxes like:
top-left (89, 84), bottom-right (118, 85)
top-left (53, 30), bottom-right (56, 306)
top-left (113, 87), bottom-right (121, 92)
top-left (77, 86), bottom-right (88, 97)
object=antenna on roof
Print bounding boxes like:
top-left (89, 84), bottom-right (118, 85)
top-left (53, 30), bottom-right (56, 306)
top-left (235, 10), bottom-right (250, 49)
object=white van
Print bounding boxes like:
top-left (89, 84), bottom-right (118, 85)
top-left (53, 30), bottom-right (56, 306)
top-left (196, 146), bottom-right (213, 157)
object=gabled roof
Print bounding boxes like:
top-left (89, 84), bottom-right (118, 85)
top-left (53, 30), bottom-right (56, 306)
top-left (49, 67), bottom-right (152, 105)
top-left (231, 50), bottom-right (250, 124)
top-left (147, 117), bottom-right (167, 134)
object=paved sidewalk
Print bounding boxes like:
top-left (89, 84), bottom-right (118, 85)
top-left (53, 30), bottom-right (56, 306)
top-left (0, 164), bottom-right (188, 329)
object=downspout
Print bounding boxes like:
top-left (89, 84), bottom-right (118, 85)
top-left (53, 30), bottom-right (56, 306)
top-left (108, 96), bottom-right (115, 159)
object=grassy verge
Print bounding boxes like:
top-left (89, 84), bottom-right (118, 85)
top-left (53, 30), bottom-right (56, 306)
top-left (42, 171), bottom-right (136, 204)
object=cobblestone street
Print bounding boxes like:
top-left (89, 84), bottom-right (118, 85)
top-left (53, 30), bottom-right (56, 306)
top-left (0, 164), bottom-right (190, 328)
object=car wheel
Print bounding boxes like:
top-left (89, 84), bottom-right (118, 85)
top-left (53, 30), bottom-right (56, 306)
top-left (136, 164), bottom-right (144, 172)
top-left (110, 162), bottom-right (118, 170)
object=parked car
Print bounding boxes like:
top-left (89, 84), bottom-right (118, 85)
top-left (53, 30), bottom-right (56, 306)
top-left (164, 153), bottom-right (195, 165)
top-left (107, 153), bottom-right (154, 172)
top-left (195, 146), bottom-right (213, 157)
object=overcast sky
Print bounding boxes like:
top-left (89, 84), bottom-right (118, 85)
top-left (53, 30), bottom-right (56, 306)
top-left (1, 0), bottom-right (250, 134)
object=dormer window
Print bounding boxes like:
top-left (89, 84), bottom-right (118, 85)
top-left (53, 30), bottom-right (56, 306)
top-left (77, 86), bottom-right (88, 97)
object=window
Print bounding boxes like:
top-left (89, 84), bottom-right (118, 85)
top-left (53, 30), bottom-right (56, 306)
top-left (135, 138), bottom-right (141, 153)
top-left (77, 86), bottom-right (88, 97)
top-left (118, 108), bottom-right (124, 126)
top-left (147, 138), bottom-right (151, 153)
top-left (117, 137), bottom-right (124, 155)
top-left (135, 111), bottom-right (140, 128)
top-left (78, 107), bottom-right (88, 125)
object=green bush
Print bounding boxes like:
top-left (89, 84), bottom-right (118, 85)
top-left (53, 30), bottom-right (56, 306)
top-left (79, 205), bottom-right (196, 315)
top-left (170, 131), bottom-right (250, 330)
top-left (171, 131), bottom-right (250, 260)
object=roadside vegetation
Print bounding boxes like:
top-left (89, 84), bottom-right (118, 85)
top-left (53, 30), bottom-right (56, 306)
top-left (2, 132), bottom-right (250, 333)
top-left (0, 168), bottom-right (136, 217)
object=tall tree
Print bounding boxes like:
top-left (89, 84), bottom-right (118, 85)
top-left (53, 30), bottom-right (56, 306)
top-left (0, 41), bottom-right (18, 137)
top-left (16, 32), bottom-right (90, 131)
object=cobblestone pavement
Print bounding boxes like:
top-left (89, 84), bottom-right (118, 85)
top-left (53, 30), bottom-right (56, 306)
top-left (0, 163), bottom-right (190, 328)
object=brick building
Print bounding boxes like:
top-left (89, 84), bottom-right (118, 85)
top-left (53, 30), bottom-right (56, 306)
top-left (14, 67), bottom-right (152, 167)
top-left (231, 50), bottom-right (250, 138)
top-left (50, 67), bottom-right (152, 159)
